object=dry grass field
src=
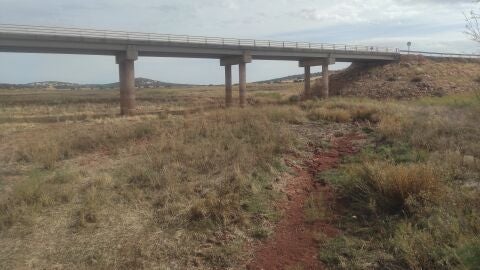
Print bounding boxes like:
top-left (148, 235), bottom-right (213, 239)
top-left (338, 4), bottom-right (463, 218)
top-left (0, 77), bottom-right (479, 269)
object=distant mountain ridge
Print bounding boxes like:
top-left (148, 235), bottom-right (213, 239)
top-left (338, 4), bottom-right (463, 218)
top-left (256, 72), bottom-right (322, 84)
top-left (0, 77), bottom-right (193, 90)
top-left (0, 72), bottom-right (341, 90)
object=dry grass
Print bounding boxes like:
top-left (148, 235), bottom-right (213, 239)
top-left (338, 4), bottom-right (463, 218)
top-left (15, 120), bottom-right (158, 169)
top-left (301, 98), bottom-right (393, 126)
top-left (304, 193), bottom-right (327, 224)
top-left (345, 162), bottom-right (443, 215)
top-left (0, 169), bottom-right (77, 231)
top-left (315, 92), bottom-right (480, 269)
top-left (0, 88), bottom-right (304, 269)
top-left (1, 83), bottom-right (479, 269)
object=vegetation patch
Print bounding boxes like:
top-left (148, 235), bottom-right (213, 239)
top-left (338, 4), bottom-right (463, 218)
top-left (315, 94), bottom-right (480, 269)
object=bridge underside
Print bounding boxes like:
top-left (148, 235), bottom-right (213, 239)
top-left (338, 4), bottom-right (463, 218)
top-left (0, 32), bottom-right (399, 115)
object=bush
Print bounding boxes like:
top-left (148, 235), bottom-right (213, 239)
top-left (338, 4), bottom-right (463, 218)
top-left (344, 162), bottom-right (443, 215)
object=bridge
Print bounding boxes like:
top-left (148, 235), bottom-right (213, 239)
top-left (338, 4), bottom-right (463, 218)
top-left (0, 24), bottom-right (400, 115)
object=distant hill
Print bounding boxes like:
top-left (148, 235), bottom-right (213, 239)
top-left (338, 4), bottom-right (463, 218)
top-left (255, 71), bottom-right (343, 84)
top-left (256, 72), bottom-right (322, 84)
top-left (0, 72), bottom-right (347, 90)
top-left (0, 77), bottom-right (194, 90)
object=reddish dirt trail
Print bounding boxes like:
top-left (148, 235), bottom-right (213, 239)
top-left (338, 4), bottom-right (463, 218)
top-left (247, 134), bottom-right (364, 270)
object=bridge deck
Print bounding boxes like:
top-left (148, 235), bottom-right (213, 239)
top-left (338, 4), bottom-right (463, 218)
top-left (0, 24), bottom-right (399, 62)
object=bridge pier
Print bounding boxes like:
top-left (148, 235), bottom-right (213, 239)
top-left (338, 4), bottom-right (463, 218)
top-left (299, 56), bottom-right (336, 98)
top-left (221, 52), bottom-right (252, 108)
top-left (322, 63), bottom-right (329, 98)
top-left (225, 65), bottom-right (233, 107)
top-left (304, 66), bottom-right (311, 98)
top-left (116, 46), bottom-right (138, 116)
top-left (239, 62), bottom-right (247, 108)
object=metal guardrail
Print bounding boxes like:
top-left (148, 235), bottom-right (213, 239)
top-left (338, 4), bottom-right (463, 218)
top-left (400, 50), bottom-right (480, 59)
top-left (0, 24), bottom-right (399, 54)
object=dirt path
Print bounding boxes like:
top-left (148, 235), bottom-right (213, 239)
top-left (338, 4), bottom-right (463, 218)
top-left (247, 133), bottom-right (365, 270)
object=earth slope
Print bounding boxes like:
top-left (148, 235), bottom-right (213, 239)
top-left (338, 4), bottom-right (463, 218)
top-left (314, 55), bottom-right (480, 99)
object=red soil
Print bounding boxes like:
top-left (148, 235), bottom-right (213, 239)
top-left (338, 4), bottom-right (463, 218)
top-left (247, 134), bottom-right (363, 270)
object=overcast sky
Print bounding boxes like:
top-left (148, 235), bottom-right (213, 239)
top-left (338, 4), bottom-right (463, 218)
top-left (0, 0), bottom-right (478, 84)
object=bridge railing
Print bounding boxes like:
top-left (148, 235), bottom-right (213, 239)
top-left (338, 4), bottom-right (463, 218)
top-left (0, 24), bottom-right (399, 54)
top-left (400, 50), bottom-right (480, 59)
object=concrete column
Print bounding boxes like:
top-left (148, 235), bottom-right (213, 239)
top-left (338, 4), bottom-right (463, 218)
top-left (322, 63), bottom-right (329, 98)
top-left (304, 66), bottom-right (311, 98)
top-left (116, 46), bottom-right (138, 116)
top-left (225, 65), bottom-right (233, 107)
top-left (239, 62), bottom-right (247, 108)
top-left (118, 59), bottom-right (136, 115)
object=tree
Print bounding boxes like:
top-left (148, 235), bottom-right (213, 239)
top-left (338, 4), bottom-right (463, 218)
top-left (466, 1), bottom-right (480, 42)
top-left (466, 10), bottom-right (480, 42)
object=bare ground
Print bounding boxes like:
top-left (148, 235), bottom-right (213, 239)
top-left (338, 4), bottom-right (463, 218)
top-left (247, 123), bottom-right (367, 270)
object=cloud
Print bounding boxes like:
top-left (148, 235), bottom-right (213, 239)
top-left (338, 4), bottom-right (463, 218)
top-left (0, 0), bottom-right (477, 84)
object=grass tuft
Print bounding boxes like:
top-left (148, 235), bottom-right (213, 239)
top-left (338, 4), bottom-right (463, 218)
top-left (344, 162), bottom-right (443, 215)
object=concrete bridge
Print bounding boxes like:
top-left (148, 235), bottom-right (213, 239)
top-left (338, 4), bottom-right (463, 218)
top-left (0, 24), bottom-right (400, 115)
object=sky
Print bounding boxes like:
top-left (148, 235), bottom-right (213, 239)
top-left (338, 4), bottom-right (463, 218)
top-left (0, 0), bottom-right (478, 84)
